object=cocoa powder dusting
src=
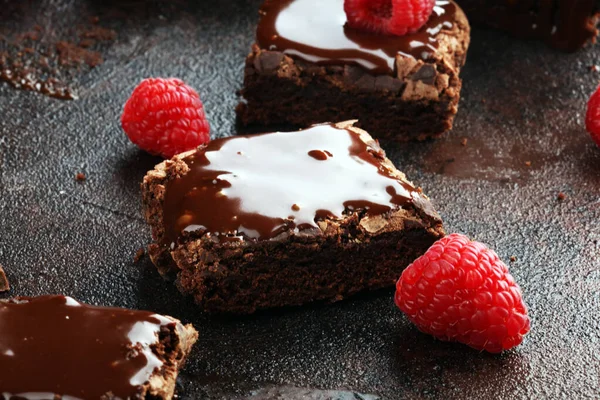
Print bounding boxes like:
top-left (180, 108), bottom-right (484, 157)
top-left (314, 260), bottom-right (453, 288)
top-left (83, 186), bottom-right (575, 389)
top-left (0, 18), bottom-right (116, 100)
top-left (56, 41), bottom-right (103, 68)
top-left (80, 26), bottom-right (117, 42)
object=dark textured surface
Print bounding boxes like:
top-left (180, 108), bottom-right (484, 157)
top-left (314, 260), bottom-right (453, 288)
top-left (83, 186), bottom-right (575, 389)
top-left (0, 1), bottom-right (599, 399)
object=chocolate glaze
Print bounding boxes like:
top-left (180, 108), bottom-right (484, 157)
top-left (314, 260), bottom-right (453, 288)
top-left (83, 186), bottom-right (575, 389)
top-left (162, 124), bottom-right (419, 245)
top-left (0, 295), bottom-right (172, 400)
top-left (256, 0), bottom-right (457, 74)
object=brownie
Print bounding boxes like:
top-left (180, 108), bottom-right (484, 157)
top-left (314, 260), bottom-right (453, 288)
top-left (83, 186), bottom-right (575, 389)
top-left (142, 121), bottom-right (445, 314)
top-left (0, 295), bottom-right (198, 399)
top-left (458, 0), bottom-right (600, 51)
top-left (0, 264), bottom-right (9, 292)
top-left (236, 0), bottom-right (471, 141)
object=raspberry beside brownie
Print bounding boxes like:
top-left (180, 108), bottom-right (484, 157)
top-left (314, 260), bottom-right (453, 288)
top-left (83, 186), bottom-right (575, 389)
top-left (236, 0), bottom-right (471, 141)
top-left (0, 295), bottom-right (198, 399)
top-left (142, 121), bottom-right (444, 314)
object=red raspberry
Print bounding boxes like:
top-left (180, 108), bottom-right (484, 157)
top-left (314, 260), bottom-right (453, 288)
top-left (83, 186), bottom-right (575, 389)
top-left (344, 0), bottom-right (435, 36)
top-left (121, 78), bottom-right (210, 158)
top-left (395, 233), bottom-right (530, 353)
top-left (585, 83), bottom-right (600, 147)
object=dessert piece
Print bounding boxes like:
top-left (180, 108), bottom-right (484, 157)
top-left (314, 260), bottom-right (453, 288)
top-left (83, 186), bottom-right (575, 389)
top-left (586, 83), bottom-right (600, 147)
top-left (395, 233), bottom-right (530, 353)
top-left (142, 121), bottom-right (444, 314)
top-left (236, 0), bottom-right (470, 141)
top-left (121, 78), bottom-right (210, 159)
top-left (458, 0), bottom-right (600, 51)
top-left (0, 264), bottom-right (9, 292)
top-left (0, 295), bottom-right (198, 399)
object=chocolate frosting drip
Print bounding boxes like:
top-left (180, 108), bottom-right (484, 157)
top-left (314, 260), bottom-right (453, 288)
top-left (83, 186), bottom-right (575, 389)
top-left (0, 295), bottom-right (171, 400)
top-left (256, 0), bottom-right (457, 74)
top-left (162, 124), bottom-right (419, 245)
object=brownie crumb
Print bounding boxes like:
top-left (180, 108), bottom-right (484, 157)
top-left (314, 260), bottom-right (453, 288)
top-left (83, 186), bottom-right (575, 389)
top-left (79, 26), bottom-right (117, 42)
top-left (557, 192), bottom-right (567, 201)
top-left (1, 16), bottom-right (116, 100)
top-left (460, 138), bottom-right (468, 146)
top-left (134, 248), bottom-right (146, 263)
top-left (56, 41), bottom-right (103, 68)
top-left (0, 265), bottom-right (10, 292)
top-left (75, 172), bottom-right (86, 181)
top-left (510, 256), bottom-right (517, 262)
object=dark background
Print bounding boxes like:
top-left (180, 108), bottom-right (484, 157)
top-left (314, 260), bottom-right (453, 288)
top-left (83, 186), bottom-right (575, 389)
top-left (1, 1), bottom-right (599, 399)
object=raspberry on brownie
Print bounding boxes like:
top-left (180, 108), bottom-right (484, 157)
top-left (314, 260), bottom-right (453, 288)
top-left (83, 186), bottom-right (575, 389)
top-left (142, 121), bottom-right (444, 314)
top-left (0, 295), bottom-right (198, 399)
top-left (237, 0), bottom-right (471, 141)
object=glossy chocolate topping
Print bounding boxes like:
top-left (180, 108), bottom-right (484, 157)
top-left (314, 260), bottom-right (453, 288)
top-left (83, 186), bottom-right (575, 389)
top-left (162, 124), bottom-right (419, 245)
top-left (256, 0), bottom-right (457, 74)
top-left (0, 295), bottom-right (172, 400)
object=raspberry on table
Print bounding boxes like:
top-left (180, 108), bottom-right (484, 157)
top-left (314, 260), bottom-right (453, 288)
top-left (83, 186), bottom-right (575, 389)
top-left (394, 233), bottom-right (530, 353)
top-left (121, 77), bottom-right (210, 158)
top-left (585, 83), bottom-right (600, 147)
top-left (344, 0), bottom-right (435, 36)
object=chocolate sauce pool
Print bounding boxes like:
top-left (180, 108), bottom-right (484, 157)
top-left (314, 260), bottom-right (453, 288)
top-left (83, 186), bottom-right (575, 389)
top-left (0, 295), bottom-right (172, 400)
top-left (162, 124), bottom-right (419, 245)
top-left (256, 0), bottom-right (457, 74)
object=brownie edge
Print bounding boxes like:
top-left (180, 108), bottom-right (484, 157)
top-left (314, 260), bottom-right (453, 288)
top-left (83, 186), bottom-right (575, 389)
top-left (236, 1), bottom-right (471, 141)
top-left (146, 320), bottom-right (198, 399)
top-left (142, 121), bottom-right (445, 313)
top-left (0, 296), bottom-right (198, 400)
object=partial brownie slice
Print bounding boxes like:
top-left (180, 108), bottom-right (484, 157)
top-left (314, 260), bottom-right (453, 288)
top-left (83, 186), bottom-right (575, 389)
top-left (0, 264), bottom-right (9, 292)
top-left (457, 0), bottom-right (600, 51)
top-left (0, 295), bottom-right (198, 399)
top-left (142, 121), bottom-right (444, 314)
top-left (237, 0), bottom-right (470, 141)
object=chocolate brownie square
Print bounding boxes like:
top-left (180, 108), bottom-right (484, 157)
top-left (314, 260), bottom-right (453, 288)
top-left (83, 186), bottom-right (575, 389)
top-left (0, 295), bottom-right (198, 399)
top-left (236, 0), bottom-right (470, 141)
top-left (142, 121), bottom-right (445, 314)
top-left (457, 0), bottom-right (600, 51)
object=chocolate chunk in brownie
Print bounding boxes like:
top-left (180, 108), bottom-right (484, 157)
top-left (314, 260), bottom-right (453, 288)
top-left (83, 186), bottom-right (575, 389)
top-left (237, 0), bottom-right (470, 141)
top-left (0, 295), bottom-right (198, 399)
top-left (142, 121), bottom-right (444, 314)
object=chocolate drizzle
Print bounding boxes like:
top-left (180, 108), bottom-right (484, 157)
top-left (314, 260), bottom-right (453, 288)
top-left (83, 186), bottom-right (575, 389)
top-left (162, 124), bottom-right (419, 245)
top-left (256, 0), bottom-right (457, 74)
top-left (0, 295), bottom-right (172, 399)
